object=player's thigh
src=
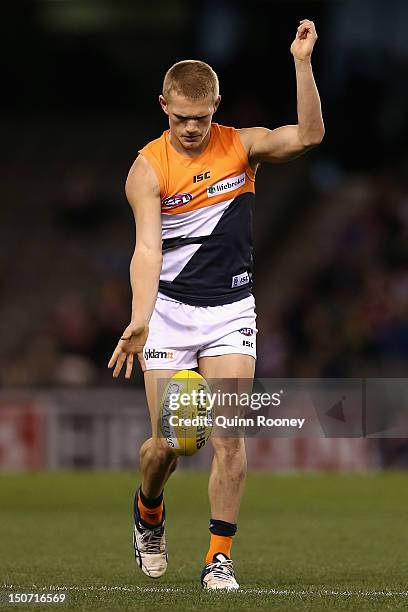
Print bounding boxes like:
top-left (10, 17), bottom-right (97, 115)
top-left (198, 353), bottom-right (255, 380)
top-left (198, 353), bottom-right (255, 400)
top-left (144, 369), bottom-right (180, 439)
top-left (198, 354), bottom-right (254, 455)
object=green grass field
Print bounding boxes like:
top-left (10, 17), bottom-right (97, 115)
top-left (1, 471), bottom-right (408, 611)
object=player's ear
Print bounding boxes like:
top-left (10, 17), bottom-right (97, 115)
top-left (213, 95), bottom-right (221, 113)
top-left (159, 94), bottom-right (169, 115)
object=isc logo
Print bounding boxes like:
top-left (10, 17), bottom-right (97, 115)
top-left (193, 171), bottom-right (211, 183)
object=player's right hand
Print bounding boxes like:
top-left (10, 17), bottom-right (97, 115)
top-left (108, 322), bottom-right (149, 379)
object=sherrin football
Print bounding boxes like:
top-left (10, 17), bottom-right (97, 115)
top-left (159, 369), bottom-right (213, 456)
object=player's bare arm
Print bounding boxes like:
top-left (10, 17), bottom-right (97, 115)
top-left (240, 19), bottom-right (324, 166)
top-left (108, 155), bottom-right (162, 378)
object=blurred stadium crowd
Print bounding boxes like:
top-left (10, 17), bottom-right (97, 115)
top-left (257, 166), bottom-right (408, 379)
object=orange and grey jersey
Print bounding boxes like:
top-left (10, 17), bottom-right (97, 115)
top-left (139, 123), bottom-right (256, 306)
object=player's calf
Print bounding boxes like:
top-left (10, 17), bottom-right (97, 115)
top-left (139, 437), bottom-right (178, 496)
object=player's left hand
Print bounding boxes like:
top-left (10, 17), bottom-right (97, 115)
top-left (290, 19), bottom-right (317, 61)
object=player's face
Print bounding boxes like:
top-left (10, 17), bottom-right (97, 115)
top-left (159, 92), bottom-right (220, 151)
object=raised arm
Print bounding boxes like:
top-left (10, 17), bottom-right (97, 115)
top-left (240, 19), bottom-right (325, 166)
top-left (108, 155), bottom-right (162, 378)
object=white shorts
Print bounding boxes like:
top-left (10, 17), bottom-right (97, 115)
top-left (143, 292), bottom-right (257, 370)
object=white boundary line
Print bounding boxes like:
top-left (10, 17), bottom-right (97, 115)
top-left (2, 585), bottom-right (408, 597)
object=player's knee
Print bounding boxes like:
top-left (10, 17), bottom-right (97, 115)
top-left (154, 438), bottom-right (178, 464)
top-left (140, 437), bottom-right (178, 467)
top-left (167, 453), bottom-right (179, 475)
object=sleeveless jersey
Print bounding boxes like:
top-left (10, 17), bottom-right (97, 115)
top-left (139, 123), bottom-right (255, 306)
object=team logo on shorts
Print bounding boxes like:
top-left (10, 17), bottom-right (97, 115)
top-left (239, 328), bottom-right (254, 336)
top-left (144, 348), bottom-right (175, 360)
top-left (162, 193), bottom-right (192, 209)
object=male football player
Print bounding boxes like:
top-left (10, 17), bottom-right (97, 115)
top-left (108, 19), bottom-right (324, 589)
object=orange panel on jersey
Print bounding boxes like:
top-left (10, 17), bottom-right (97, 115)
top-left (139, 123), bottom-right (255, 215)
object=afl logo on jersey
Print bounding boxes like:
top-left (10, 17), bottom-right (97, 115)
top-left (239, 328), bottom-right (254, 336)
top-left (162, 193), bottom-right (193, 209)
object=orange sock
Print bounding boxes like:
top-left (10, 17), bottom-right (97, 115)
top-left (205, 534), bottom-right (233, 564)
top-left (137, 492), bottom-right (163, 526)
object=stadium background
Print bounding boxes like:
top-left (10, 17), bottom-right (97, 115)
top-left (1, 1), bottom-right (408, 609)
top-left (1, 0), bottom-right (408, 469)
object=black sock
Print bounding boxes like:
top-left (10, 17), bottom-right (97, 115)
top-left (134, 487), bottom-right (164, 527)
top-left (138, 487), bottom-right (163, 509)
top-left (209, 518), bottom-right (237, 537)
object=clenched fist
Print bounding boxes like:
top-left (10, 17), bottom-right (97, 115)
top-left (290, 19), bottom-right (318, 61)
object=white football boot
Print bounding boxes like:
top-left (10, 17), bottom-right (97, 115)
top-left (201, 553), bottom-right (239, 590)
top-left (133, 494), bottom-right (167, 578)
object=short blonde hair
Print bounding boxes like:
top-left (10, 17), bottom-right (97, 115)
top-left (163, 60), bottom-right (219, 101)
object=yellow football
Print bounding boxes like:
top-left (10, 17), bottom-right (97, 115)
top-left (159, 369), bottom-right (213, 456)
